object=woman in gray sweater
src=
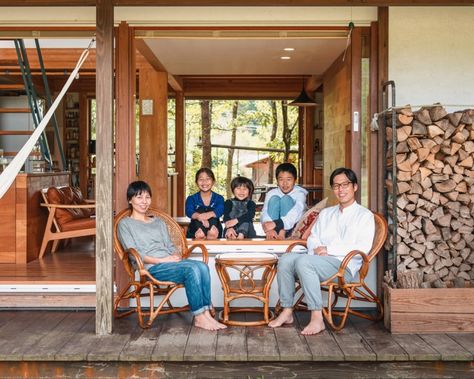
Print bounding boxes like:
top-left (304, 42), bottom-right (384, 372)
top-left (118, 181), bottom-right (226, 331)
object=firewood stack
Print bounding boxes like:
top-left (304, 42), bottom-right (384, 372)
top-left (384, 105), bottom-right (474, 288)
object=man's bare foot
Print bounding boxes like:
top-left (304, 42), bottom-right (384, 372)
top-left (194, 313), bottom-right (219, 331)
top-left (301, 321), bottom-right (325, 335)
top-left (301, 310), bottom-right (326, 335)
top-left (268, 308), bottom-right (293, 328)
top-left (195, 229), bottom-right (206, 240)
top-left (207, 226), bottom-right (219, 240)
top-left (237, 233), bottom-right (244, 240)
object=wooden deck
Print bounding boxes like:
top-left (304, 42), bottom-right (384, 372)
top-left (0, 310), bottom-right (473, 378)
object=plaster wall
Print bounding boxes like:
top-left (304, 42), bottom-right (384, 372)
top-left (0, 6), bottom-right (377, 26)
top-left (389, 7), bottom-right (474, 111)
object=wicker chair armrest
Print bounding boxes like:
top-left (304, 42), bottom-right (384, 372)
top-left (84, 199), bottom-right (96, 204)
top-left (285, 241), bottom-right (307, 253)
top-left (186, 243), bottom-right (209, 264)
top-left (338, 250), bottom-right (370, 282)
top-left (124, 248), bottom-right (146, 271)
top-left (40, 203), bottom-right (96, 209)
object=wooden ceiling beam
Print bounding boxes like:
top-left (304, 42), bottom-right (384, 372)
top-left (0, 1), bottom-right (470, 5)
top-left (135, 38), bottom-right (183, 92)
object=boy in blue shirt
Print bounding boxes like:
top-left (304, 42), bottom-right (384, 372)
top-left (260, 163), bottom-right (307, 239)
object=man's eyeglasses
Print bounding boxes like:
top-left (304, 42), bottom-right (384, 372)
top-left (332, 181), bottom-right (353, 191)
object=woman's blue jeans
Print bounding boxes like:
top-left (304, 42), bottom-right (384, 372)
top-left (148, 260), bottom-right (211, 316)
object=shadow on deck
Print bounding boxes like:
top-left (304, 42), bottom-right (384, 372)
top-left (0, 310), bottom-right (473, 378)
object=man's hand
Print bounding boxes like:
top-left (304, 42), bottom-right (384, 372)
top-left (262, 221), bottom-right (276, 233)
top-left (225, 227), bottom-right (237, 239)
top-left (314, 246), bottom-right (328, 256)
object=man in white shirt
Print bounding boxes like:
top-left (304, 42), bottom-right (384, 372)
top-left (269, 168), bottom-right (375, 335)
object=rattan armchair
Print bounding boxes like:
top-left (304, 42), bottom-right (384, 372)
top-left (279, 212), bottom-right (388, 331)
top-left (113, 207), bottom-right (209, 328)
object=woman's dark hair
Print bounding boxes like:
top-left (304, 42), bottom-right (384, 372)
top-left (275, 162), bottom-right (297, 180)
top-left (230, 176), bottom-right (254, 197)
top-left (329, 167), bottom-right (358, 186)
top-left (126, 180), bottom-right (152, 203)
top-left (195, 167), bottom-right (216, 183)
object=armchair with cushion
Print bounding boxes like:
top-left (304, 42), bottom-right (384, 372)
top-left (39, 186), bottom-right (96, 258)
top-left (113, 207), bottom-right (209, 329)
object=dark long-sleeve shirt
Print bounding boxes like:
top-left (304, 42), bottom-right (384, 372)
top-left (185, 191), bottom-right (225, 219)
top-left (223, 198), bottom-right (256, 224)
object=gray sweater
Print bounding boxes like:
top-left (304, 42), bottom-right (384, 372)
top-left (117, 216), bottom-right (177, 270)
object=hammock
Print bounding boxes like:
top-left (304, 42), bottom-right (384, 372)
top-left (0, 39), bottom-right (94, 199)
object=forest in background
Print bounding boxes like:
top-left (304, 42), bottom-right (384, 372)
top-left (168, 99), bottom-right (299, 198)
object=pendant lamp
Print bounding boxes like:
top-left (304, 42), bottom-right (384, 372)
top-left (288, 80), bottom-right (318, 107)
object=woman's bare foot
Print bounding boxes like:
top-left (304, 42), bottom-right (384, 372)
top-left (194, 313), bottom-right (219, 331)
top-left (207, 226), bottom-right (219, 240)
top-left (195, 228), bottom-right (206, 240)
top-left (301, 310), bottom-right (326, 335)
top-left (237, 233), bottom-right (244, 240)
top-left (204, 310), bottom-right (227, 329)
top-left (268, 308), bottom-right (293, 328)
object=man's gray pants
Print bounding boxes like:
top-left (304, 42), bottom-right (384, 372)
top-left (277, 252), bottom-right (353, 310)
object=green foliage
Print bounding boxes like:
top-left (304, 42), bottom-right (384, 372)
top-left (174, 99), bottom-right (299, 198)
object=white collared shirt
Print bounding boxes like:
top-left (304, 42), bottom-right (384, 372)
top-left (306, 202), bottom-right (375, 276)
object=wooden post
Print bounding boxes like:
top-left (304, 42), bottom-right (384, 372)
top-left (115, 21), bottom-right (136, 211)
top-left (350, 27), bottom-right (362, 204)
top-left (138, 69), bottom-right (168, 211)
top-left (95, 0), bottom-right (114, 335)
top-left (114, 21), bottom-right (136, 307)
top-left (175, 91), bottom-right (185, 216)
top-left (302, 107), bottom-right (314, 186)
top-left (79, 92), bottom-right (89, 197)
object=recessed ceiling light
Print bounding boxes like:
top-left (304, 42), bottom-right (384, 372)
top-left (280, 56), bottom-right (291, 60)
top-left (284, 48), bottom-right (295, 51)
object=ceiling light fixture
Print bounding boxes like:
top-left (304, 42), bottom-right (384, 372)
top-left (288, 79), bottom-right (318, 107)
top-left (283, 47), bottom-right (295, 51)
top-left (280, 56), bottom-right (291, 60)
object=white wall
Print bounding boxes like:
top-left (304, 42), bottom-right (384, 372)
top-left (0, 6), bottom-right (377, 27)
top-left (389, 7), bottom-right (474, 111)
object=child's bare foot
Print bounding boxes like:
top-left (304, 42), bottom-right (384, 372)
top-left (237, 233), bottom-right (244, 240)
top-left (268, 308), bottom-right (293, 328)
top-left (195, 229), bottom-right (206, 240)
top-left (207, 226), bottom-right (219, 240)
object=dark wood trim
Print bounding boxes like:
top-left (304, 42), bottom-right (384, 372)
top-left (175, 91), bottom-right (186, 216)
top-left (1, 1), bottom-right (470, 6)
top-left (79, 92), bottom-right (89, 196)
top-left (377, 6), bottom-right (388, 214)
top-left (350, 27), bottom-right (362, 203)
top-left (95, 0), bottom-right (114, 336)
top-left (302, 107), bottom-right (314, 186)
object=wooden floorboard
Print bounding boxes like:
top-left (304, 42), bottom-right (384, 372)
top-left (0, 239), bottom-right (95, 284)
top-left (22, 311), bottom-right (92, 361)
top-left (295, 311), bottom-right (345, 361)
top-left (418, 334), bottom-right (474, 361)
top-left (0, 310), bottom-right (473, 364)
top-left (351, 317), bottom-right (409, 361)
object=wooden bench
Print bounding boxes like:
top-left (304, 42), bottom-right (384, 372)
top-left (39, 186), bottom-right (96, 258)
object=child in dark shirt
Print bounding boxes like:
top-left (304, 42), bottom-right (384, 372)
top-left (223, 176), bottom-right (257, 239)
top-left (185, 167), bottom-right (224, 239)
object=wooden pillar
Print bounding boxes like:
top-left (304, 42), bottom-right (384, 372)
top-left (138, 69), bottom-right (168, 211)
top-left (175, 91), bottom-right (185, 216)
top-left (350, 27), bottom-right (362, 203)
top-left (95, 0), bottom-right (114, 335)
top-left (115, 21), bottom-right (136, 211)
top-left (79, 92), bottom-right (89, 197)
top-left (370, 21), bottom-right (379, 212)
top-left (302, 107), bottom-right (314, 185)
